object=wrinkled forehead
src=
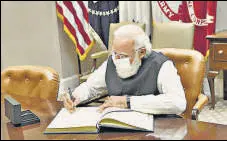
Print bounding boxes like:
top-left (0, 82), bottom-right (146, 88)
top-left (112, 37), bottom-right (135, 55)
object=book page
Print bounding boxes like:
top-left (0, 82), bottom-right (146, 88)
top-left (99, 107), bottom-right (154, 131)
top-left (47, 107), bottom-right (101, 129)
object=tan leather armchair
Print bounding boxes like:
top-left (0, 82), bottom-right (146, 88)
top-left (1, 66), bottom-right (59, 100)
top-left (152, 22), bottom-right (208, 119)
top-left (154, 48), bottom-right (208, 120)
top-left (79, 22), bottom-right (208, 120)
top-left (82, 47), bottom-right (208, 120)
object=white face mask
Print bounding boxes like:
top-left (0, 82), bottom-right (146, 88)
top-left (112, 52), bottom-right (141, 79)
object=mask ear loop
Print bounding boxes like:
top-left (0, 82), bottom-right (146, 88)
top-left (112, 53), bottom-right (117, 66)
top-left (134, 34), bottom-right (151, 58)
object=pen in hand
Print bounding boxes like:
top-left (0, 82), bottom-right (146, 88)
top-left (68, 87), bottom-right (84, 108)
top-left (68, 87), bottom-right (75, 102)
top-left (67, 87), bottom-right (77, 108)
top-left (61, 87), bottom-right (76, 113)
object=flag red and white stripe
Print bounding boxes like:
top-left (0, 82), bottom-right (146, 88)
top-left (56, 1), bottom-right (94, 61)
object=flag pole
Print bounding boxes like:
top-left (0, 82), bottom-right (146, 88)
top-left (77, 54), bottom-right (82, 75)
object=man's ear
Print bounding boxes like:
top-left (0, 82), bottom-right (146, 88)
top-left (138, 48), bottom-right (146, 59)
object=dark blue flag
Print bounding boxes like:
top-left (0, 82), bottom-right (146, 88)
top-left (88, 1), bottom-right (119, 49)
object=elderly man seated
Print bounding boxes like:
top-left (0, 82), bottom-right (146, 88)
top-left (62, 24), bottom-right (186, 116)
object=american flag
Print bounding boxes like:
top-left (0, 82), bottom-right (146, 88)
top-left (56, 1), bottom-right (94, 61)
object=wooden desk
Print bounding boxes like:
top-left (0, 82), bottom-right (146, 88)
top-left (206, 31), bottom-right (227, 109)
top-left (1, 94), bottom-right (227, 140)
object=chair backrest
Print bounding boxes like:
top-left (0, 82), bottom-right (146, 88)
top-left (1, 66), bottom-right (59, 100)
top-left (154, 48), bottom-right (205, 118)
top-left (152, 22), bottom-right (194, 49)
top-left (108, 22), bottom-right (146, 53)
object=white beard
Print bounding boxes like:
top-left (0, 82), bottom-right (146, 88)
top-left (113, 53), bottom-right (141, 79)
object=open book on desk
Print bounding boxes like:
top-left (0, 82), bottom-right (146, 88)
top-left (44, 107), bottom-right (154, 134)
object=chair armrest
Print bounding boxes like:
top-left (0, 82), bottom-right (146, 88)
top-left (192, 94), bottom-right (209, 120)
top-left (80, 74), bottom-right (90, 84)
top-left (91, 51), bottom-right (109, 59)
top-left (79, 51), bottom-right (108, 84)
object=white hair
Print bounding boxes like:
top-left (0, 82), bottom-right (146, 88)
top-left (113, 24), bottom-right (152, 58)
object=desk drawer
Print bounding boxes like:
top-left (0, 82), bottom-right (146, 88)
top-left (214, 44), bottom-right (227, 62)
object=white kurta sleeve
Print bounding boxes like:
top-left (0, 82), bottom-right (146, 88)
top-left (130, 60), bottom-right (187, 115)
top-left (72, 60), bottom-right (108, 102)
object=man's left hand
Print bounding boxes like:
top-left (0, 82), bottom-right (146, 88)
top-left (98, 96), bottom-right (127, 112)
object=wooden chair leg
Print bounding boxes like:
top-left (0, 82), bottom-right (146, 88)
top-left (208, 77), bottom-right (215, 109)
top-left (208, 71), bottom-right (219, 110)
top-left (224, 70), bottom-right (227, 100)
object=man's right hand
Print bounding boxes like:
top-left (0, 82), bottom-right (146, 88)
top-left (60, 92), bottom-right (80, 113)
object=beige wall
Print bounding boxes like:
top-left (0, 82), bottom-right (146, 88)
top-left (1, 1), bottom-right (106, 81)
top-left (216, 1), bottom-right (227, 32)
top-left (1, 1), bottom-right (62, 75)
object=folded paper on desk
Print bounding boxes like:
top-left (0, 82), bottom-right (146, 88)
top-left (44, 107), bottom-right (154, 134)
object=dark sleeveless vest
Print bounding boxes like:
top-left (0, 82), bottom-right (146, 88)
top-left (105, 51), bottom-right (169, 96)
